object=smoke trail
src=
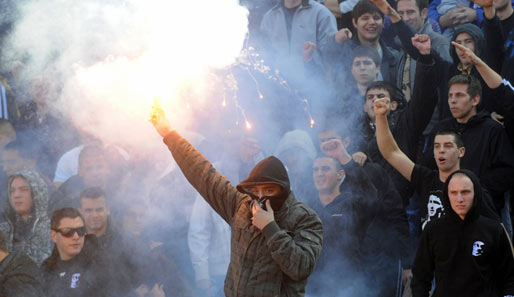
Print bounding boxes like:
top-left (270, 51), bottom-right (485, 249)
top-left (3, 0), bottom-right (248, 149)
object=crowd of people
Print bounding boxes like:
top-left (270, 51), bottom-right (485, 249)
top-left (1, 0), bottom-right (514, 296)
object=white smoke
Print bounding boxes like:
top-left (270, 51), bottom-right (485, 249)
top-left (4, 0), bottom-right (249, 148)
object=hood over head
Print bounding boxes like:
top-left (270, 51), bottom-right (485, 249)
top-left (450, 23), bottom-right (485, 65)
top-left (237, 156), bottom-right (291, 211)
top-left (274, 129), bottom-right (317, 161)
top-left (442, 169), bottom-right (481, 222)
top-left (6, 170), bottom-right (49, 220)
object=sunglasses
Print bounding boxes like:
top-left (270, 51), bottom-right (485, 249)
top-left (54, 226), bottom-right (87, 238)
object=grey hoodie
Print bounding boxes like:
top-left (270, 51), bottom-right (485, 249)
top-left (0, 170), bottom-right (52, 266)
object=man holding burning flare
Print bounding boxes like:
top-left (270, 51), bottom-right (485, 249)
top-left (150, 104), bottom-right (323, 297)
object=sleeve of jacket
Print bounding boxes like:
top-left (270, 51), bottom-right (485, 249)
top-left (391, 20), bottom-right (421, 60)
top-left (2, 254), bottom-right (42, 297)
top-left (399, 54), bottom-right (438, 158)
top-left (481, 123), bottom-right (514, 197)
top-left (261, 207), bottom-right (323, 281)
top-left (163, 131), bottom-right (244, 223)
top-left (368, 163), bottom-right (414, 267)
top-left (188, 194), bottom-right (214, 282)
top-left (497, 224), bottom-right (514, 295)
top-left (428, 0), bottom-right (443, 28)
top-left (483, 15), bottom-right (505, 73)
top-left (411, 224), bottom-right (435, 297)
top-left (316, 6), bottom-right (338, 64)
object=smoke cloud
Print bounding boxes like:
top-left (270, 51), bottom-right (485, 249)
top-left (3, 0), bottom-right (248, 149)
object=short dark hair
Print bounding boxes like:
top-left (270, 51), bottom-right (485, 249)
top-left (435, 130), bottom-right (464, 148)
top-left (448, 74), bottom-right (482, 101)
top-left (78, 144), bottom-right (106, 166)
top-left (352, 0), bottom-right (384, 22)
top-left (352, 45), bottom-right (381, 67)
top-left (395, 0), bottom-right (428, 11)
top-left (51, 207), bottom-right (85, 230)
top-left (79, 187), bottom-right (106, 201)
top-left (0, 231), bottom-right (7, 252)
top-left (314, 155), bottom-right (344, 171)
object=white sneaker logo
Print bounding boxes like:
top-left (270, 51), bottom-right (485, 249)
top-left (472, 241), bottom-right (484, 256)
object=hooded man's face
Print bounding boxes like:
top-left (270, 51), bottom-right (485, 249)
top-left (245, 184), bottom-right (286, 211)
top-left (9, 177), bottom-right (33, 218)
top-left (448, 174), bottom-right (474, 220)
top-left (454, 32), bottom-right (476, 65)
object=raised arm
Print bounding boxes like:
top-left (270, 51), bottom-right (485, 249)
top-left (374, 98), bottom-right (415, 181)
top-left (150, 102), bottom-right (243, 223)
top-left (452, 41), bottom-right (502, 89)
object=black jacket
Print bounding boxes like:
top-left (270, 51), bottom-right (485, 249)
top-left (0, 251), bottom-right (41, 297)
top-left (436, 111), bottom-right (514, 211)
top-left (41, 235), bottom-right (108, 297)
top-left (364, 54), bottom-right (438, 205)
top-left (309, 163), bottom-right (406, 297)
top-left (411, 170), bottom-right (514, 297)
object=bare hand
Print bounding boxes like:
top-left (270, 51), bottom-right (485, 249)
top-left (451, 41), bottom-right (482, 65)
top-left (303, 42), bottom-right (317, 62)
top-left (453, 6), bottom-right (477, 25)
top-left (321, 138), bottom-right (351, 165)
top-left (369, 0), bottom-right (391, 15)
top-left (411, 34), bottom-right (431, 55)
top-left (491, 111), bottom-right (505, 126)
top-left (251, 199), bottom-right (274, 230)
top-left (374, 97), bottom-right (391, 116)
top-left (352, 152), bottom-right (368, 166)
top-left (150, 283), bottom-right (165, 297)
top-left (335, 28), bottom-right (352, 44)
top-left (402, 269), bottom-right (413, 286)
top-left (150, 99), bottom-right (172, 137)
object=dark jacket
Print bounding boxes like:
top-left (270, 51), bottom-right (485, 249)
top-left (41, 235), bottom-right (108, 297)
top-left (333, 37), bottom-right (401, 86)
top-left (436, 111), bottom-right (514, 212)
top-left (0, 170), bottom-right (52, 266)
top-left (364, 54), bottom-right (438, 205)
top-left (163, 131), bottom-right (323, 297)
top-left (309, 162), bottom-right (410, 297)
top-left (411, 170), bottom-right (514, 297)
top-left (0, 251), bottom-right (41, 297)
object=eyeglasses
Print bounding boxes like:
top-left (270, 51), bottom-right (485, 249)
top-left (54, 226), bottom-right (87, 238)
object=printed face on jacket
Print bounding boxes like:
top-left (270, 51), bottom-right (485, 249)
top-left (447, 174), bottom-right (475, 220)
top-left (9, 177), bottom-right (33, 218)
top-left (353, 12), bottom-right (384, 44)
top-left (51, 217), bottom-right (86, 261)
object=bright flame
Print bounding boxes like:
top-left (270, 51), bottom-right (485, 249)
top-left (245, 121), bottom-right (252, 130)
top-left (310, 118), bottom-right (315, 128)
top-left (10, 0), bottom-right (249, 147)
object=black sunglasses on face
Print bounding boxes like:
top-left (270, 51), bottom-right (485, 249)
top-left (54, 226), bottom-right (87, 238)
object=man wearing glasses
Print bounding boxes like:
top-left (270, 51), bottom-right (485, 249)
top-left (41, 207), bottom-right (107, 297)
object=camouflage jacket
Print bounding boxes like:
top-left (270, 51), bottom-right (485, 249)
top-left (164, 131), bottom-right (323, 297)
